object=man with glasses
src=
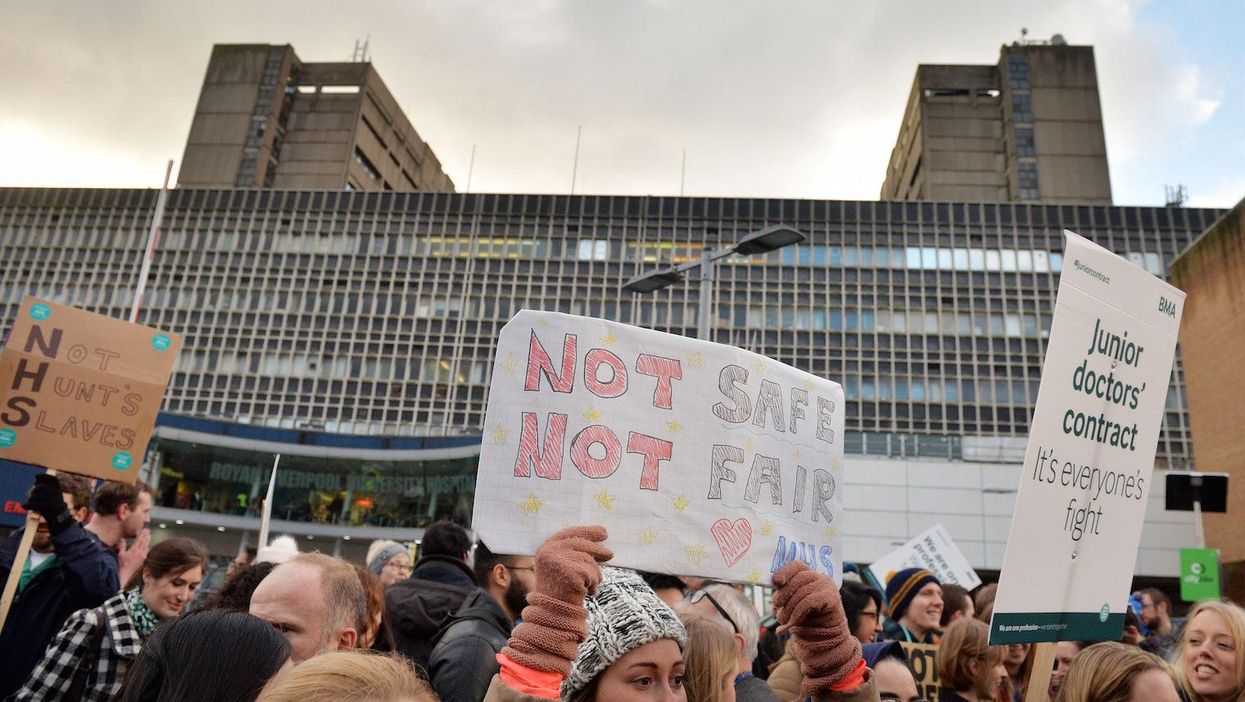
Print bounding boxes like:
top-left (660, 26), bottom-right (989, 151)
top-left (1135, 587), bottom-right (1177, 658)
top-left (427, 541), bottom-right (535, 702)
top-left (684, 583), bottom-right (781, 702)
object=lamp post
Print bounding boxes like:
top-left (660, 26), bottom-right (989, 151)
top-left (622, 225), bottom-right (806, 341)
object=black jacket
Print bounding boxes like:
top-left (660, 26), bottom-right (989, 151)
top-left (385, 554), bottom-right (476, 670)
top-left (0, 524), bottom-right (119, 698)
top-left (428, 589), bottom-right (513, 702)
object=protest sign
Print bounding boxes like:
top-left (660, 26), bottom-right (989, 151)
top-left (0, 297), bottom-right (182, 483)
top-left (989, 232), bottom-right (1184, 644)
top-left (899, 642), bottom-right (940, 701)
top-left (868, 524), bottom-right (982, 591)
top-left (472, 310), bottom-right (846, 585)
top-left (1180, 548), bottom-right (1221, 601)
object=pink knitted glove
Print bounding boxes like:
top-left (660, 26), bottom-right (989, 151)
top-left (772, 561), bottom-right (863, 697)
top-left (501, 526), bottom-right (613, 676)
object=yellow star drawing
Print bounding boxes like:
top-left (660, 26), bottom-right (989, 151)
top-left (600, 329), bottom-right (617, 347)
top-left (824, 526), bottom-right (838, 539)
top-left (537, 317), bottom-right (550, 327)
top-left (751, 360), bottom-right (766, 376)
top-left (583, 407), bottom-right (602, 423)
top-left (595, 489), bottom-right (616, 511)
top-left (667, 420), bottom-right (684, 434)
top-left (501, 353), bottom-right (518, 376)
top-left (793, 448), bottom-right (802, 461)
top-left (748, 569), bottom-right (762, 584)
top-left (638, 528), bottom-right (658, 545)
top-left (688, 352), bottom-right (706, 369)
top-left (760, 521), bottom-right (773, 536)
top-left (518, 493), bottom-right (545, 517)
top-left (491, 425), bottom-right (510, 445)
top-left (686, 542), bottom-right (708, 565)
top-left (743, 438), bottom-right (756, 452)
top-left (803, 379), bottom-right (815, 391)
top-left (672, 494), bottom-right (690, 513)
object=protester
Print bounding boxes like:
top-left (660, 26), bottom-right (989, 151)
top-left (1056, 642), bottom-right (1179, 702)
top-left (113, 608), bottom-right (292, 702)
top-left (385, 519), bottom-right (476, 669)
top-left (428, 541), bottom-right (534, 702)
top-left (842, 580), bottom-right (885, 644)
top-left (86, 479), bottom-right (155, 586)
top-left (1048, 641), bottom-right (1089, 702)
top-left (644, 571), bottom-right (691, 609)
top-left (206, 560), bottom-right (278, 611)
top-left (679, 612), bottom-right (739, 702)
top-left (936, 618), bottom-right (1008, 702)
top-left (353, 564), bottom-right (389, 649)
top-left (14, 537), bottom-right (208, 701)
top-left (0, 473), bottom-right (118, 699)
top-left (883, 568), bottom-right (943, 644)
top-left (865, 642), bottom-right (920, 702)
top-left (940, 584), bottom-right (975, 629)
top-left (1136, 588), bottom-right (1178, 659)
top-left (256, 651), bottom-right (437, 702)
top-left (684, 582), bottom-right (778, 701)
top-left (249, 552), bottom-right (367, 663)
top-left (1003, 644), bottom-right (1034, 702)
top-left (974, 584), bottom-right (998, 624)
top-left (366, 539), bottom-right (412, 588)
top-left (1173, 600), bottom-right (1245, 702)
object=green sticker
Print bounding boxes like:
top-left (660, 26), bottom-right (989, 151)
top-left (1098, 604), bottom-right (1110, 623)
top-left (0, 428), bottom-right (16, 448)
top-left (112, 452), bottom-right (133, 471)
top-left (152, 334), bottom-right (171, 351)
top-left (30, 303), bottom-right (51, 320)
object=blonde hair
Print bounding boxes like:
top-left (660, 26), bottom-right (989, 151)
top-left (257, 651), bottom-right (435, 702)
top-left (1174, 600), bottom-right (1245, 702)
top-left (937, 618), bottom-right (1006, 695)
top-left (679, 613), bottom-right (737, 702)
top-left (1056, 643), bottom-right (1172, 702)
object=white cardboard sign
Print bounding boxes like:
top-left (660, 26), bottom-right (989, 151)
top-left (471, 311), bottom-right (846, 585)
top-left (868, 524), bottom-right (982, 591)
top-left (989, 231), bottom-right (1184, 644)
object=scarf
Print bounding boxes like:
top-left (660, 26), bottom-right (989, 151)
top-left (124, 587), bottom-right (160, 638)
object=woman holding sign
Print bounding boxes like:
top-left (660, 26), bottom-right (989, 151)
top-left (13, 538), bottom-right (208, 702)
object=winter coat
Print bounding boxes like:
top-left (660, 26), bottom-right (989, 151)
top-left (0, 525), bottom-right (118, 699)
top-left (385, 554), bottom-right (476, 670)
top-left (428, 589), bottom-right (513, 702)
top-left (768, 639), bottom-right (804, 701)
top-left (738, 673), bottom-right (783, 702)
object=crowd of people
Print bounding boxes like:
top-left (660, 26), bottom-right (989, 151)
top-left (1, 473), bottom-right (1243, 702)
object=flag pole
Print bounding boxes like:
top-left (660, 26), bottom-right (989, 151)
top-left (257, 454), bottom-right (280, 550)
top-left (130, 160), bottom-right (174, 324)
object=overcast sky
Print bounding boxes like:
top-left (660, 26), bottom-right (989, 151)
top-left (1, 0), bottom-right (1241, 207)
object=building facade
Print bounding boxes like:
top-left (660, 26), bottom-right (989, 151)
top-left (178, 44), bottom-right (455, 193)
top-left (0, 188), bottom-right (1217, 572)
top-left (881, 40), bottom-right (1112, 204)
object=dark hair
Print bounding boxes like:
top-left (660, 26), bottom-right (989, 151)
top-left (473, 541), bottom-right (509, 586)
top-left (94, 480), bottom-right (154, 517)
top-left (125, 537), bottom-right (209, 591)
top-left (114, 609), bottom-right (291, 702)
top-left (1138, 587), bottom-right (1170, 609)
top-left (841, 580), bottom-right (883, 635)
top-left (206, 561), bottom-right (277, 611)
top-left (941, 583), bottom-right (972, 627)
top-left (57, 473), bottom-right (92, 514)
top-left (420, 520), bottom-right (470, 559)
top-left (639, 571), bottom-right (688, 596)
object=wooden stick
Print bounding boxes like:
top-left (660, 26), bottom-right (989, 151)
top-left (0, 469), bottom-right (58, 633)
top-left (1024, 642), bottom-right (1058, 702)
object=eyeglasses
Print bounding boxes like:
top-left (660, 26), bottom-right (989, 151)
top-left (686, 589), bottom-right (740, 634)
top-left (860, 610), bottom-right (880, 621)
top-left (504, 565), bottom-right (535, 573)
top-left (385, 562), bottom-right (413, 573)
top-left (881, 694), bottom-right (928, 702)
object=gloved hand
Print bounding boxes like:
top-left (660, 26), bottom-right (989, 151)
top-left (23, 474), bottom-right (73, 536)
top-left (501, 526), bottom-right (613, 677)
top-left (773, 561), bottom-right (862, 696)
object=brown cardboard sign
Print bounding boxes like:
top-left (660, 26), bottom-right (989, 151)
top-left (899, 642), bottom-right (941, 702)
top-left (0, 297), bottom-right (181, 483)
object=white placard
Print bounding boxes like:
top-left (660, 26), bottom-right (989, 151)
top-left (989, 231), bottom-right (1184, 644)
top-left (868, 524), bottom-right (982, 590)
top-left (471, 311), bottom-right (846, 585)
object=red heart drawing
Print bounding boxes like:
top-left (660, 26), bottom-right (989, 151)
top-left (710, 518), bottom-right (752, 568)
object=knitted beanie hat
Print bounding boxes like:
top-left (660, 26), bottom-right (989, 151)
top-left (885, 567), bottom-right (940, 619)
top-left (562, 567), bottom-right (688, 700)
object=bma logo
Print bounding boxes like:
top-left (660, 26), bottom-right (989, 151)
top-left (1159, 297), bottom-right (1177, 318)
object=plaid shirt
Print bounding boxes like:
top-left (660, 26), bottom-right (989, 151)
top-left (13, 591), bottom-right (144, 701)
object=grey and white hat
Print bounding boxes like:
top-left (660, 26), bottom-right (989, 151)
top-left (562, 567), bottom-right (688, 700)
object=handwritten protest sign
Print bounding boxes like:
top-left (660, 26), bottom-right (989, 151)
top-left (989, 232), bottom-right (1184, 644)
top-left (899, 642), bottom-right (941, 701)
top-left (472, 311), bottom-right (846, 585)
top-left (0, 297), bottom-right (182, 483)
top-left (869, 524), bottom-right (982, 590)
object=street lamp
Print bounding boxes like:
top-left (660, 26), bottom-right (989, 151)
top-left (622, 225), bottom-right (806, 341)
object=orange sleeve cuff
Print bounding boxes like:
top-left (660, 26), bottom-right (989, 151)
top-left (497, 653), bottom-right (564, 700)
top-left (829, 659), bottom-right (868, 692)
